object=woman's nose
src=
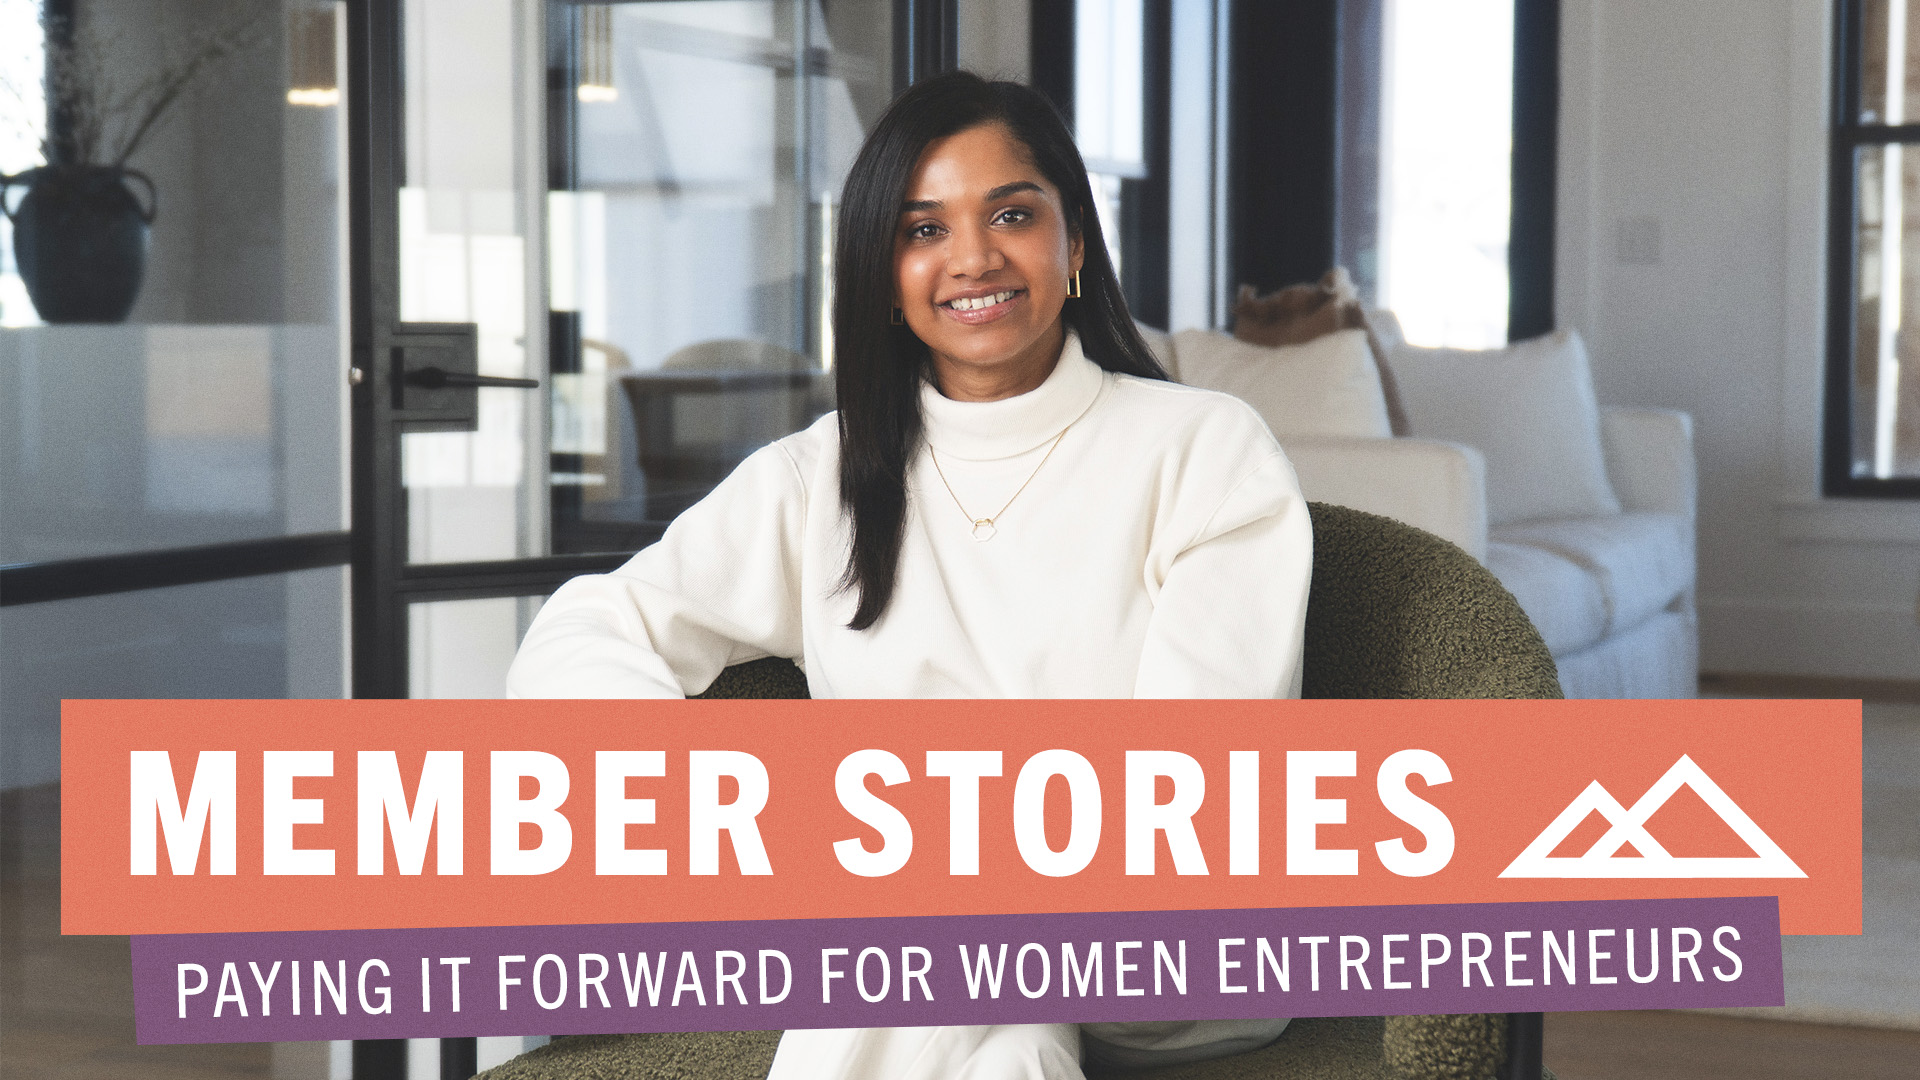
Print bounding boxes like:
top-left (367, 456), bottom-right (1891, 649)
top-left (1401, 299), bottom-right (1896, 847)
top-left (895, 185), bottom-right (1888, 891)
top-left (946, 222), bottom-right (1004, 277)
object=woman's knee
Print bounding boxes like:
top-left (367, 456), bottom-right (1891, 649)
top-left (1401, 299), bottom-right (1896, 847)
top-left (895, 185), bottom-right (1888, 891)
top-left (954, 1024), bottom-right (1083, 1080)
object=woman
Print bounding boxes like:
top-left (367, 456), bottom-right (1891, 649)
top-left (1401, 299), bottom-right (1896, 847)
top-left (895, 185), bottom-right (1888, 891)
top-left (508, 72), bottom-right (1310, 1078)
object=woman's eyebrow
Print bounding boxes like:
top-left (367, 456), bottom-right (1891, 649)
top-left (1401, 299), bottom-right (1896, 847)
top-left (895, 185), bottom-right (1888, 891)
top-left (985, 180), bottom-right (1043, 201)
top-left (899, 181), bottom-right (1045, 215)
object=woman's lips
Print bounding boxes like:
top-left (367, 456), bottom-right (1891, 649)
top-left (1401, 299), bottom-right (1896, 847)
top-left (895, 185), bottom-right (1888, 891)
top-left (938, 289), bottom-right (1022, 325)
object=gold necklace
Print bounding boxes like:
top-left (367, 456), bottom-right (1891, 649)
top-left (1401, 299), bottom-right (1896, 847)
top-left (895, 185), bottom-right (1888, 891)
top-left (928, 423), bottom-right (1074, 542)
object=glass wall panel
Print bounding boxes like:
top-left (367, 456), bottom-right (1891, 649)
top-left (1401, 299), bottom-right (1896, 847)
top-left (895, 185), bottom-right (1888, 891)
top-left (0, 3), bottom-right (350, 562)
top-left (1850, 145), bottom-right (1920, 479)
top-left (408, 594), bottom-right (546, 698)
top-left (397, 0), bottom-right (893, 560)
top-left (1, 0), bottom-right (352, 771)
top-left (0, 563), bottom-right (345, 798)
top-left (0, 325), bottom-right (347, 561)
top-left (1, 5), bottom-right (351, 1070)
top-left (546, 0), bottom-right (893, 548)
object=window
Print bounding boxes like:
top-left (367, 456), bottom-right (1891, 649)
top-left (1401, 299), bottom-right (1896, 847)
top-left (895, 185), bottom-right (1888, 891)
top-left (1831, 0), bottom-right (1920, 493)
top-left (1075, 0), bottom-right (1146, 281)
top-left (1062, 0), bottom-right (1169, 327)
top-left (1376, 0), bottom-right (1514, 348)
top-left (1233, 0), bottom-right (1547, 342)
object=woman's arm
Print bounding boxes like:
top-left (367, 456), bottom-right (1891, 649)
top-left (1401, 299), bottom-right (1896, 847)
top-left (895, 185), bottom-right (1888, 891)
top-left (1132, 449), bottom-right (1314, 699)
top-left (505, 440), bottom-right (811, 699)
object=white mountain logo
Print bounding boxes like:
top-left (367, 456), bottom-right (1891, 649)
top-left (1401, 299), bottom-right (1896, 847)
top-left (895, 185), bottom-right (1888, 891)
top-left (1500, 754), bottom-right (1805, 879)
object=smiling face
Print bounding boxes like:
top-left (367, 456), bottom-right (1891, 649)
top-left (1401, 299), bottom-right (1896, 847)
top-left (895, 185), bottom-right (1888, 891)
top-left (893, 123), bottom-right (1085, 402)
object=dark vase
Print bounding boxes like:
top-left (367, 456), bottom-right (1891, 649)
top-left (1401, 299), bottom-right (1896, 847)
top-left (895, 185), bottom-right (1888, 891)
top-left (2, 165), bottom-right (157, 324)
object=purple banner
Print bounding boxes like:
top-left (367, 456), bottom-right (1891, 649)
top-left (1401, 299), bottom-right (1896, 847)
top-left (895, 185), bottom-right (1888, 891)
top-left (130, 896), bottom-right (1782, 1044)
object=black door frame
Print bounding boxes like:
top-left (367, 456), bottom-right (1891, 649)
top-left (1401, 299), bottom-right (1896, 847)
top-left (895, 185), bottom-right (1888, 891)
top-left (345, 0), bottom-right (658, 701)
top-left (337, 3), bottom-right (946, 1070)
top-left (346, 0), bottom-right (964, 701)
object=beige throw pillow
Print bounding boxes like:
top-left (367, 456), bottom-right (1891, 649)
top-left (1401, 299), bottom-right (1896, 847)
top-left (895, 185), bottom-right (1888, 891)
top-left (1172, 328), bottom-right (1393, 440)
top-left (1389, 330), bottom-right (1621, 526)
top-left (1231, 272), bottom-right (1412, 434)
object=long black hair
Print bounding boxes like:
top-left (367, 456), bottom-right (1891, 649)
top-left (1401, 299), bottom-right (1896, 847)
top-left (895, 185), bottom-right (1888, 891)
top-left (834, 71), bottom-right (1168, 630)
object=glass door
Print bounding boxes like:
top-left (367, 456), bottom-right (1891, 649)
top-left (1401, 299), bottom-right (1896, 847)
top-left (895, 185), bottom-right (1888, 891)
top-left (544, 0), bottom-right (893, 539)
top-left (350, 0), bottom-right (903, 702)
top-left (346, 2), bottom-right (909, 1073)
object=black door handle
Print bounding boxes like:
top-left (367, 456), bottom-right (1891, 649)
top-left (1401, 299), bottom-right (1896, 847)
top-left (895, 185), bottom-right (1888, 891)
top-left (404, 366), bottom-right (540, 390)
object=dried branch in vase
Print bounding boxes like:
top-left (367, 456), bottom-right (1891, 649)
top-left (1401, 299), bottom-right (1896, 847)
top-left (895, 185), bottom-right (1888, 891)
top-left (2, 2), bottom-right (272, 170)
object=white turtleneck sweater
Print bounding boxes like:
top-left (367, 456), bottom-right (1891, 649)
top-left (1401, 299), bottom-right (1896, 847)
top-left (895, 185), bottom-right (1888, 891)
top-left (506, 334), bottom-right (1311, 700)
top-left (508, 335), bottom-right (1310, 1077)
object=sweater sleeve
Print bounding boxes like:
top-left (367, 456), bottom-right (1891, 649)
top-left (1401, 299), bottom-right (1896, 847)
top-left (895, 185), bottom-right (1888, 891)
top-left (505, 440), bottom-right (810, 699)
top-left (1131, 448), bottom-right (1313, 699)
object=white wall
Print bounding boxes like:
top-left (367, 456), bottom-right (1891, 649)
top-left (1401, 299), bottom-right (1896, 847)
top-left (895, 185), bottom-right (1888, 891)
top-left (1558, 0), bottom-right (1920, 680)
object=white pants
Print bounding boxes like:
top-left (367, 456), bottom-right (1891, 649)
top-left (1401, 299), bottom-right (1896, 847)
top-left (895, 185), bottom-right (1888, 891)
top-left (766, 1019), bottom-right (1289, 1079)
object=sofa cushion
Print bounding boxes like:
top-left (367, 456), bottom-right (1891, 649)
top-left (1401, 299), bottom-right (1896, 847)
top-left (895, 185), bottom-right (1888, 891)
top-left (1552, 609), bottom-right (1698, 700)
top-left (1493, 512), bottom-right (1692, 639)
top-left (1172, 328), bottom-right (1393, 439)
top-left (1388, 330), bottom-right (1621, 526)
top-left (1284, 437), bottom-right (1487, 562)
top-left (1228, 272), bottom-right (1413, 434)
top-left (1485, 541), bottom-right (1609, 655)
top-left (1135, 321), bottom-right (1177, 378)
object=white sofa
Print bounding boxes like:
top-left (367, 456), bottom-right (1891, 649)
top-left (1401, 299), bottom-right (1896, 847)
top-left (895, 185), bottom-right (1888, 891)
top-left (1143, 326), bottom-right (1697, 699)
top-left (1484, 408), bottom-right (1697, 699)
top-left (1294, 412), bottom-right (1697, 698)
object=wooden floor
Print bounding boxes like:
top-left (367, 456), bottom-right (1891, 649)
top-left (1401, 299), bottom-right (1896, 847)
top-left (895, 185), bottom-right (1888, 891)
top-left (1697, 671), bottom-right (1920, 704)
top-left (0, 783), bottom-right (274, 1080)
top-left (1545, 1010), bottom-right (1920, 1080)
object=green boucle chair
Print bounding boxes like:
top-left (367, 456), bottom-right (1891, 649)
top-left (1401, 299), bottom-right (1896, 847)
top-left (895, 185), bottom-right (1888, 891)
top-left (481, 503), bottom-right (1561, 1080)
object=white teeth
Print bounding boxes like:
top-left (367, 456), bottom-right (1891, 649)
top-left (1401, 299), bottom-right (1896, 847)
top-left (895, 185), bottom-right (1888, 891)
top-left (947, 290), bottom-right (1015, 311)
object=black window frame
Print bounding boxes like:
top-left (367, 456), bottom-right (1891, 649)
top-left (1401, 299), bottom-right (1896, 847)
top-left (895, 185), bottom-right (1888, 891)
top-left (1827, 0), bottom-right (1920, 497)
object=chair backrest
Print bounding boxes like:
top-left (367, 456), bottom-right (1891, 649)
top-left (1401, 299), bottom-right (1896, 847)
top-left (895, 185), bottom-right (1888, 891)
top-left (1303, 502), bottom-right (1562, 699)
top-left (659, 337), bottom-right (809, 371)
top-left (608, 508), bottom-right (1551, 1080)
top-left (696, 655), bottom-right (810, 699)
top-left (697, 501), bottom-right (1561, 700)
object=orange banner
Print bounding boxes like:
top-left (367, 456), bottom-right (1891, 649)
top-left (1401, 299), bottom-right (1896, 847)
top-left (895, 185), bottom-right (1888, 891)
top-left (61, 699), bottom-right (1860, 936)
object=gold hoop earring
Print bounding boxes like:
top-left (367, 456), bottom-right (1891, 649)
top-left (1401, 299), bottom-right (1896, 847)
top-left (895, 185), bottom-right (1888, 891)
top-left (1066, 271), bottom-right (1082, 299)
top-left (891, 306), bottom-right (904, 325)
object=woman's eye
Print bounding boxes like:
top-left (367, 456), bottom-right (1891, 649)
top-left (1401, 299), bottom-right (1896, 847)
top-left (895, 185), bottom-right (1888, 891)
top-left (994, 207), bottom-right (1033, 226)
top-left (907, 221), bottom-right (943, 241)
